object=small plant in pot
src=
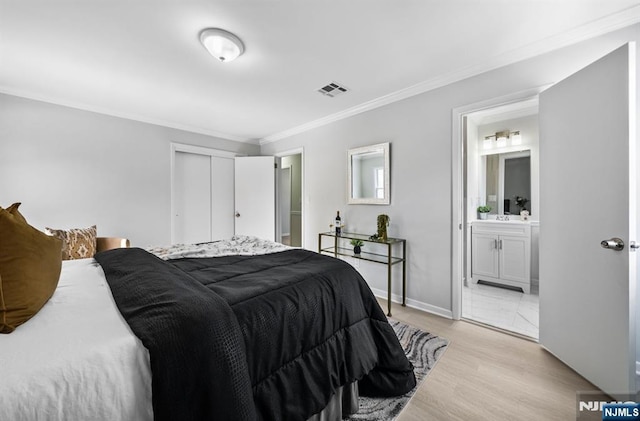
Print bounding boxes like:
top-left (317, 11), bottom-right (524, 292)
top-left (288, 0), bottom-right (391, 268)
top-left (350, 239), bottom-right (364, 255)
top-left (477, 205), bottom-right (492, 220)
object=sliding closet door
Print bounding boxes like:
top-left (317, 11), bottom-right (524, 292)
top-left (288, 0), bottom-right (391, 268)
top-left (174, 151), bottom-right (212, 244)
top-left (172, 146), bottom-right (236, 245)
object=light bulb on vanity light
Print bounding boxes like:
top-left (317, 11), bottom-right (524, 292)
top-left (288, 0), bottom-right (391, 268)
top-left (483, 135), bottom-right (495, 150)
top-left (199, 28), bottom-right (245, 62)
top-left (496, 130), bottom-right (509, 148)
top-left (510, 131), bottom-right (522, 145)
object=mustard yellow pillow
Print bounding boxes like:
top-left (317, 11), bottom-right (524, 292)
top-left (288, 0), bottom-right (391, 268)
top-left (6, 202), bottom-right (27, 225)
top-left (0, 204), bottom-right (62, 333)
top-left (45, 225), bottom-right (97, 260)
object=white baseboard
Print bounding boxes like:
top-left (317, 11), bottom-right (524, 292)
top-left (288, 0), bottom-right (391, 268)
top-left (369, 287), bottom-right (453, 319)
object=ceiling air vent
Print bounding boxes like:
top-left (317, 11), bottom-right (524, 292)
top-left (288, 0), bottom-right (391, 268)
top-left (317, 81), bottom-right (349, 98)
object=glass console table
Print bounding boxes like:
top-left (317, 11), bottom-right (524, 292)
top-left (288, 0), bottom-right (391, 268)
top-left (318, 232), bottom-right (406, 317)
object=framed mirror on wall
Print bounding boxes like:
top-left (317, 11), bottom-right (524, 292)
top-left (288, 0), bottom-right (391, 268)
top-left (347, 142), bottom-right (390, 205)
top-left (482, 149), bottom-right (531, 215)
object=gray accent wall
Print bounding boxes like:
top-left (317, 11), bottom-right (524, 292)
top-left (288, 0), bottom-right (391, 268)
top-left (0, 93), bottom-right (259, 246)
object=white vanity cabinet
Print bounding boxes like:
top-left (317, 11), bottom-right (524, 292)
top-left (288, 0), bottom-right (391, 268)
top-left (471, 221), bottom-right (531, 293)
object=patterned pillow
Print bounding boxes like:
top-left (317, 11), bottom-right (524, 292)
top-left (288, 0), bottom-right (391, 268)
top-left (45, 225), bottom-right (97, 260)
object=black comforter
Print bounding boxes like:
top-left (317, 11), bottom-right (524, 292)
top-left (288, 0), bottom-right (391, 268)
top-left (95, 248), bottom-right (416, 421)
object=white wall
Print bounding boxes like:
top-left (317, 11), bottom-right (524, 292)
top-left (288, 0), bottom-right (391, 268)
top-left (261, 24), bottom-right (640, 315)
top-left (0, 94), bottom-right (259, 246)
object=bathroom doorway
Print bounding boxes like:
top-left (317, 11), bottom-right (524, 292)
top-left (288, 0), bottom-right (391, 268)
top-left (276, 150), bottom-right (303, 247)
top-left (461, 99), bottom-right (540, 339)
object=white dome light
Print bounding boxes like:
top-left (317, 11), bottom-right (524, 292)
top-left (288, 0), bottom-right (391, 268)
top-left (199, 28), bottom-right (245, 63)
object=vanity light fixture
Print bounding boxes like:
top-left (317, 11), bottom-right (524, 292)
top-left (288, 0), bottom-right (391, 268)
top-left (199, 28), bottom-right (244, 62)
top-left (483, 130), bottom-right (522, 149)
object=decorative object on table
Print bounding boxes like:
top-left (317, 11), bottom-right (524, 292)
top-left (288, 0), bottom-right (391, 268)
top-left (335, 211), bottom-right (342, 235)
top-left (477, 205), bottom-right (491, 220)
top-left (376, 214), bottom-right (390, 242)
top-left (520, 210), bottom-right (530, 221)
top-left (514, 196), bottom-right (529, 213)
top-left (350, 238), bottom-right (364, 255)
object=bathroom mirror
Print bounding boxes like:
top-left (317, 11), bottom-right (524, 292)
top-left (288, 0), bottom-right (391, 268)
top-left (348, 142), bottom-right (390, 205)
top-left (483, 150), bottom-right (531, 215)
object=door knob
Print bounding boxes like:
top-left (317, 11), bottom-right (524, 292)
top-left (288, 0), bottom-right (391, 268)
top-left (235, 212), bottom-right (241, 218)
top-left (601, 237), bottom-right (624, 251)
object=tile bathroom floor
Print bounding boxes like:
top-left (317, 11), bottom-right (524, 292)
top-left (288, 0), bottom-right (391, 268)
top-left (462, 282), bottom-right (539, 339)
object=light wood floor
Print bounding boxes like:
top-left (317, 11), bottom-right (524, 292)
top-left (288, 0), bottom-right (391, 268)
top-left (380, 299), bottom-right (599, 421)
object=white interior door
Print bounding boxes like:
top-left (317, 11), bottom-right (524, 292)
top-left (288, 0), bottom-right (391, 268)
top-left (234, 156), bottom-right (275, 241)
top-left (280, 166), bottom-right (291, 236)
top-left (174, 151), bottom-right (211, 244)
top-left (539, 43), bottom-right (637, 399)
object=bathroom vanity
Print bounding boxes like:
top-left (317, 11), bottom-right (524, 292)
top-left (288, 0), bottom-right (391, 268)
top-left (471, 220), bottom-right (532, 293)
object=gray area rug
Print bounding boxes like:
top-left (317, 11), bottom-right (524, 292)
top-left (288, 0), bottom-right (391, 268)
top-left (345, 320), bottom-right (449, 421)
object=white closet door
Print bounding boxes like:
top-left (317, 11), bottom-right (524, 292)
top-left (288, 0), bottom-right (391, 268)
top-left (174, 151), bottom-right (211, 244)
top-left (234, 156), bottom-right (275, 241)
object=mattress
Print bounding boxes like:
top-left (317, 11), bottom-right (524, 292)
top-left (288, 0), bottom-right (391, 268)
top-left (0, 258), bottom-right (153, 421)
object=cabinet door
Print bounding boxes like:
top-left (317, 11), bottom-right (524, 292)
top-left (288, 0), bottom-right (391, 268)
top-left (471, 233), bottom-right (499, 279)
top-left (499, 234), bottom-right (530, 283)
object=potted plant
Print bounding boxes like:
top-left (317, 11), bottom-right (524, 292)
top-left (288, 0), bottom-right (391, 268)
top-left (477, 205), bottom-right (491, 220)
top-left (350, 238), bottom-right (364, 255)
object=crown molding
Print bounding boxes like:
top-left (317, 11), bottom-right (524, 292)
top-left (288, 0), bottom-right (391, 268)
top-left (0, 87), bottom-right (260, 145)
top-left (260, 5), bottom-right (640, 145)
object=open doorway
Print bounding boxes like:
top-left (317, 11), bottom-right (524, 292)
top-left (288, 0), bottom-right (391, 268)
top-left (276, 150), bottom-right (303, 247)
top-left (461, 99), bottom-right (540, 339)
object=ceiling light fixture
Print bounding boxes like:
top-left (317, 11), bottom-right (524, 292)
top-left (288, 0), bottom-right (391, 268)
top-left (199, 28), bottom-right (244, 63)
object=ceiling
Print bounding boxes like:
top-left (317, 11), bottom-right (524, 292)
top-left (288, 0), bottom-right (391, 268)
top-left (1, 1), bottom-right (639, 144)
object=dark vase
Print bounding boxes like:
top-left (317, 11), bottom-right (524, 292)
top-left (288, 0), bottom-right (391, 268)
top-left (353, 245), bottom-right (361, 255)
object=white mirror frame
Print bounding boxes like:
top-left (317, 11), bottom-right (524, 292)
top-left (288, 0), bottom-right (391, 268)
top-left (347, 142), bottom-right (390, 205)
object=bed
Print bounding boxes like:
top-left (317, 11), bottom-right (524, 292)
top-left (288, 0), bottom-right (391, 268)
top-left (0, 233), bottom-right (416, 421)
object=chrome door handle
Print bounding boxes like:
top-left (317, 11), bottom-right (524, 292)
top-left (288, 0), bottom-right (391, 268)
top-left (601, 237), bottom-right (624, 251)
